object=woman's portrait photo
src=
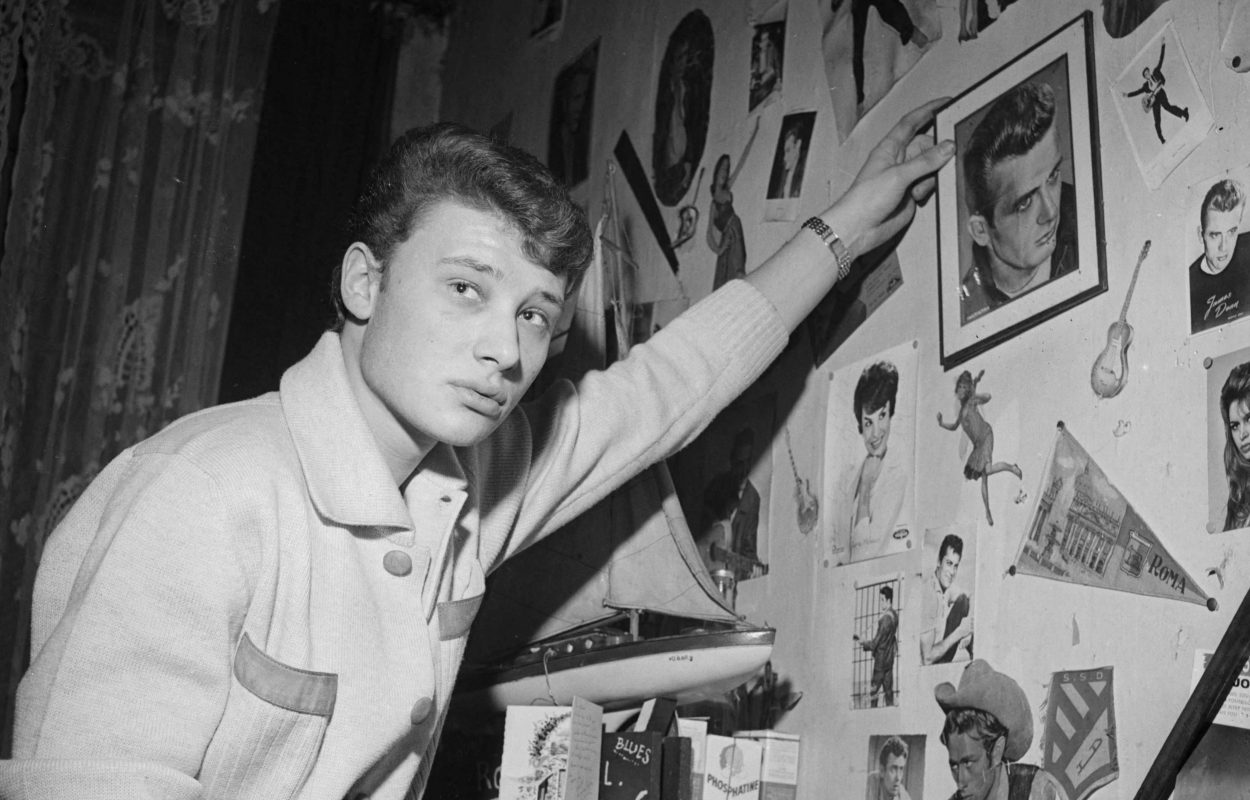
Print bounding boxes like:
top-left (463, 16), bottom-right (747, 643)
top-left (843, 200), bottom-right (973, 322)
top-left (824, 340), bottom-right (918, 566)
top-left (652, 10), bottom-right (714, 206)
top-left (1208, 345), bottom-right (1250, 534)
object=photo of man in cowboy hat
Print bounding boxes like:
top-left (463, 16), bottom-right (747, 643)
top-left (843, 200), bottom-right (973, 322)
top-left (935, 660), bottom-right (1069, 800)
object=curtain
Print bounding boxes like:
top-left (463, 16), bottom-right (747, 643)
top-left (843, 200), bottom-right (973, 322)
top-left (0, 0), bottom-right (279, 753)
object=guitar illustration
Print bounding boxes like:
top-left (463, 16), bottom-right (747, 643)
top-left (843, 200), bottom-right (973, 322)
top-left (1091, 240), bottom-right (1151, 399)
top-left (784, 427), bottom-right (820, 535)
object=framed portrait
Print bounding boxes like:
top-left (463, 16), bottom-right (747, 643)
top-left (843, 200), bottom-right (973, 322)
top-left (934, 11), bottom-right (1107, 370)
top-left (547, 40), bottom-right (600, 188)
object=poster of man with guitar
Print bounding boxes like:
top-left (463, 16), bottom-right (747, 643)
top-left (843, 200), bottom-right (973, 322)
top-left (1189, 178), bottom-right (1250, 335)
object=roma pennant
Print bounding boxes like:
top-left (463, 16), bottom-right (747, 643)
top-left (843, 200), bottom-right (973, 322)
top-left (1043, 667), bottom-right (1118, 800)
top-left (1012, 423), bottom-right (1215, 609)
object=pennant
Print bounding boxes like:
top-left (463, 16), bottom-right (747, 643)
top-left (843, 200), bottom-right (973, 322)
top-left (1043, 667), bottom-right (1118, 800)
top-left (1013, 423), bottom-right (1214, 608)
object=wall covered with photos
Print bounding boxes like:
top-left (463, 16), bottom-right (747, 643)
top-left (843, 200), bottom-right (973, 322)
top-left (439, 0), bottom-right (1250, 796)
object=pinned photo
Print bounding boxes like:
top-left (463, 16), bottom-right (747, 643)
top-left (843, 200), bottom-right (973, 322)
top-left (749, 1), bottom-right (786, 113)
top-left (763, 110), bottom-right (816, 223)
top-left (1185, 167), bottom-right (1250, 336)
top-left (1111, 21), bottom-right (1212, 189)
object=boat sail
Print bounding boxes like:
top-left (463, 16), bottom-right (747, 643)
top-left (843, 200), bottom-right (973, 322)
top-left (454, 171), bottom-right (774, 713)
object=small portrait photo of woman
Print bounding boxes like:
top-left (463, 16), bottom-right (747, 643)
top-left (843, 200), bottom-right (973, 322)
top-left (1206, 345), bottom-right (1250, 533)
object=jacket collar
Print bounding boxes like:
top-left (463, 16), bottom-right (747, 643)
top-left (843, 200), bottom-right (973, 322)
top-left (279, 331), bottom-right (467, 531)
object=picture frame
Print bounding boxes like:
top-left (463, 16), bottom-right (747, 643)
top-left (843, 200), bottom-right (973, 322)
top-left (934, 11), bottom-right (1106, 370)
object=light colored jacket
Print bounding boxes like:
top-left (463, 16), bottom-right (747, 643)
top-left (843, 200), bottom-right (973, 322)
top-left (0, 280), bottom-right (788, 799)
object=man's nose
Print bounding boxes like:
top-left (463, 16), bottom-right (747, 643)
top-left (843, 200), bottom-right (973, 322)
top-left (1037, 184), bottom-right (1059, 223)
top-left (473, 312), bottom-right (521, 371)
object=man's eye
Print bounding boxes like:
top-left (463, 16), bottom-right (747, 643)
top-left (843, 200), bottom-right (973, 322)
top-left (1014, 194), bottom-right (1033, 214)
top-left (450, 281), bottom-right (480, 299)
top-left (520, 309), bottom-right (551, 331)
top-left (1047, 167), bottom-right (1060, 185)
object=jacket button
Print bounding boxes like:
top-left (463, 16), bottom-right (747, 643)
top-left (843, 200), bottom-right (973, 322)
top-left (383, 550), bottom-right (412, 577)
top-left (411, 696), bottom-right (434, 725)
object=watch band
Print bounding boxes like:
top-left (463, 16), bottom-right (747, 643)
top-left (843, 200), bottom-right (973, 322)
top-left (801, 216), bottom-right (853, 281)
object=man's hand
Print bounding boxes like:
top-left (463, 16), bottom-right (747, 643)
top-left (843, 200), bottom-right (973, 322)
top-left (832, 98), bottom-right (955, 261)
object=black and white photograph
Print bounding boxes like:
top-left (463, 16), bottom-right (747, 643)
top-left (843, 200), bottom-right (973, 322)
top-left (864, 734), bottom-right (926, 800)
top-left (547, 40), bottom-right (599, 187)
top-left (1185, 167), bottom-right (1250, 336)
top-left (851, 575), bottom-right (903, 710)
top-left (936, 11), bottom-right (1107, 369)
top-left (1111, 21), bottom-right (1212, 190)
top-left (763, 110), bottom-right (816, 223)
top-left (674, 393), bottom-right (777, 583)
top-left (917, 524), bottom-right (975, 667)
top-left (652, 10), bottom-right (714, 207)
top-left (748, 2), bottom-right (786, 113)
top-left (1207, 343), bottom-right (1250, 535)
top-left (819, 0), bottom-right (941, 142)
top-left (824, 340), bottom-right (918, 566)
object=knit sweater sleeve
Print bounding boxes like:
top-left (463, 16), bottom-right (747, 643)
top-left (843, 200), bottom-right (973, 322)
top-left (0, 451), bottom-right (254, 798)
top-left (503, 279), bottom-right (788, 559)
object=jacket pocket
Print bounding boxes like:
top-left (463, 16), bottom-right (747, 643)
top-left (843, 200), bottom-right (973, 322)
top-left (199, 633), bottom-right (337, 800)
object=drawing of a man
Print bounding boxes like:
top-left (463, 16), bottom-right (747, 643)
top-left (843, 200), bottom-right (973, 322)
top-left (1189, 178), bottom-right (1250, 334)
top-left (858, 586), bottom-right (898, 708)
top-left (960, 81), bottom-right (1078, 324)
top-left (936, 660), bottom-right (1070, 800)
top-left (866, 735), bottom-right (911, 800)
top-left (921, 534), bottom-right (972, 665)
top-left (1122, 38), bottom-right (1188, 145)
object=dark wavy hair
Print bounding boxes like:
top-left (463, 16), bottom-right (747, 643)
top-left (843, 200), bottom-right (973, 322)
top-left (940, 707), bottom-right (1009, 761)
top-left (878, 735), bottom-right (908, 768)
top-left (963, 81), bottom-right (1057, 224)
top-left (331, 122), bottom-right (593, 330)
top-left (1221, 362), bottom-right (1250, 530)
top-left (1202, 179), bottom-right (1245, 232)
top-left (853, 361), bottom-right (899, 432)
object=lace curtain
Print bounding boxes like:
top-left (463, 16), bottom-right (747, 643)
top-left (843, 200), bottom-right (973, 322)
top-left (0, 0), bottom-right (279, 752)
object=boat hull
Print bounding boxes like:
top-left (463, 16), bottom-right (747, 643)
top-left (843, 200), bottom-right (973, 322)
top-left (453, 628), bottom-right (775, 713)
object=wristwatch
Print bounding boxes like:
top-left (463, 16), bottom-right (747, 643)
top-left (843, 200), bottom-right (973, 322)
top-left (801, 217), bottom-right (853, 281)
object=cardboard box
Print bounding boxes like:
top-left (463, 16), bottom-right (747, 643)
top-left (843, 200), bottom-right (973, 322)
top-left (499, 700), bottom-right (602, 800)
top-left (734, 731), bottom-right (800, 800)
top-left (703, 734), bottom-right (762, 800)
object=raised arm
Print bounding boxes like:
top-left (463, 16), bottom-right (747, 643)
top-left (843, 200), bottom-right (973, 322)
top-left (727, 117), bottom-right (761, 190)
top-left (1156, 40), bottom-right (1166, 73)
top-left (745, 99), bottom-right (953, 332)
top-left (937, 405), bottom-right (963, 430)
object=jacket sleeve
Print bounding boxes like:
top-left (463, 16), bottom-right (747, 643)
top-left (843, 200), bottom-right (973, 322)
top-left (0, 452), bottom-right (255, 798)
top-left (506, 279), bottom-right (789, 558)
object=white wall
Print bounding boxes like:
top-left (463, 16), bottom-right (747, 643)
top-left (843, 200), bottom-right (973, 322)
top-left (437, 0), bottom-right (1250, 796)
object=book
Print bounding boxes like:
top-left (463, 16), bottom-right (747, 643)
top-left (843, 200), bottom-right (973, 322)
top-left (601, 731), bottom-right (664, 800)
top-left (662, 736), bottom-right (694, 800)
top-left (499, 699), bottom-right (603, 800)
top-left (676, 717), bottom-right (708, 800)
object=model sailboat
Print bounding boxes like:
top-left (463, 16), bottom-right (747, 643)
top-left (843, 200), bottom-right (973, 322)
top-left (452, 167), bottom-right (774, 714)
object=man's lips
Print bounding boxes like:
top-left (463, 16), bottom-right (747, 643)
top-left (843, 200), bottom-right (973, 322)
top-left (1036, 224), bottom-right (1058, 248)
top-left (454, 383), bottom-right (507, 415)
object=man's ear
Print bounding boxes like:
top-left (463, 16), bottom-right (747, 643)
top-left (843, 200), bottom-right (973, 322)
top-left (989, 734), bottom-right (1006, 768)
top-left (340, 242), bottom-right (382, 322)
top-left (968, 214), bottom-right (992, 247)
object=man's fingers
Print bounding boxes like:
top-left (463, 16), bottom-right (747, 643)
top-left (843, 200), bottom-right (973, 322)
top-left (895, 139), bottom-right (954, 187)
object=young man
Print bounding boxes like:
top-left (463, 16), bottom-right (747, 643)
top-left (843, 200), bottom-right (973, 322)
top-left (0, 106), bottom-right (952, 798)
top-left (866, 735), bottom-right (911, 800)
top-left (700, 427), bottom-right (763, 580)
top-left (768, 126), bottom-right (806, 199)
top-left (960, 81), bottom-right (1078, 324)
top-left (936, 660), bottom-right (1069, 800)
top-left (857, 585), bottom-right (899, 707)
top-left (1189, 178), bottom-right (1250, 334)
top-left (921, 533), bottom-right (972, 665)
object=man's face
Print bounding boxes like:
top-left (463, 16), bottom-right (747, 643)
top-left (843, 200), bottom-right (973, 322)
top-left (938, 549), bottom-right (961, 591)
top-left (969, 125), bottom-right (1063, 278)
top-left (883, 752), bottom-right (907, 798)
top-left (729, 441), bottom-right (754, 485)
top-left (353, 201), bottom-right (566, 452)
top-left (783, 133), bottom-right (800, 172)
top-left (946, 732), bottom-right (1000, 800)
top-left (1201, 205), bottom-right (1242, 272)
top-left (859, 405), bottom-right (892, 458)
